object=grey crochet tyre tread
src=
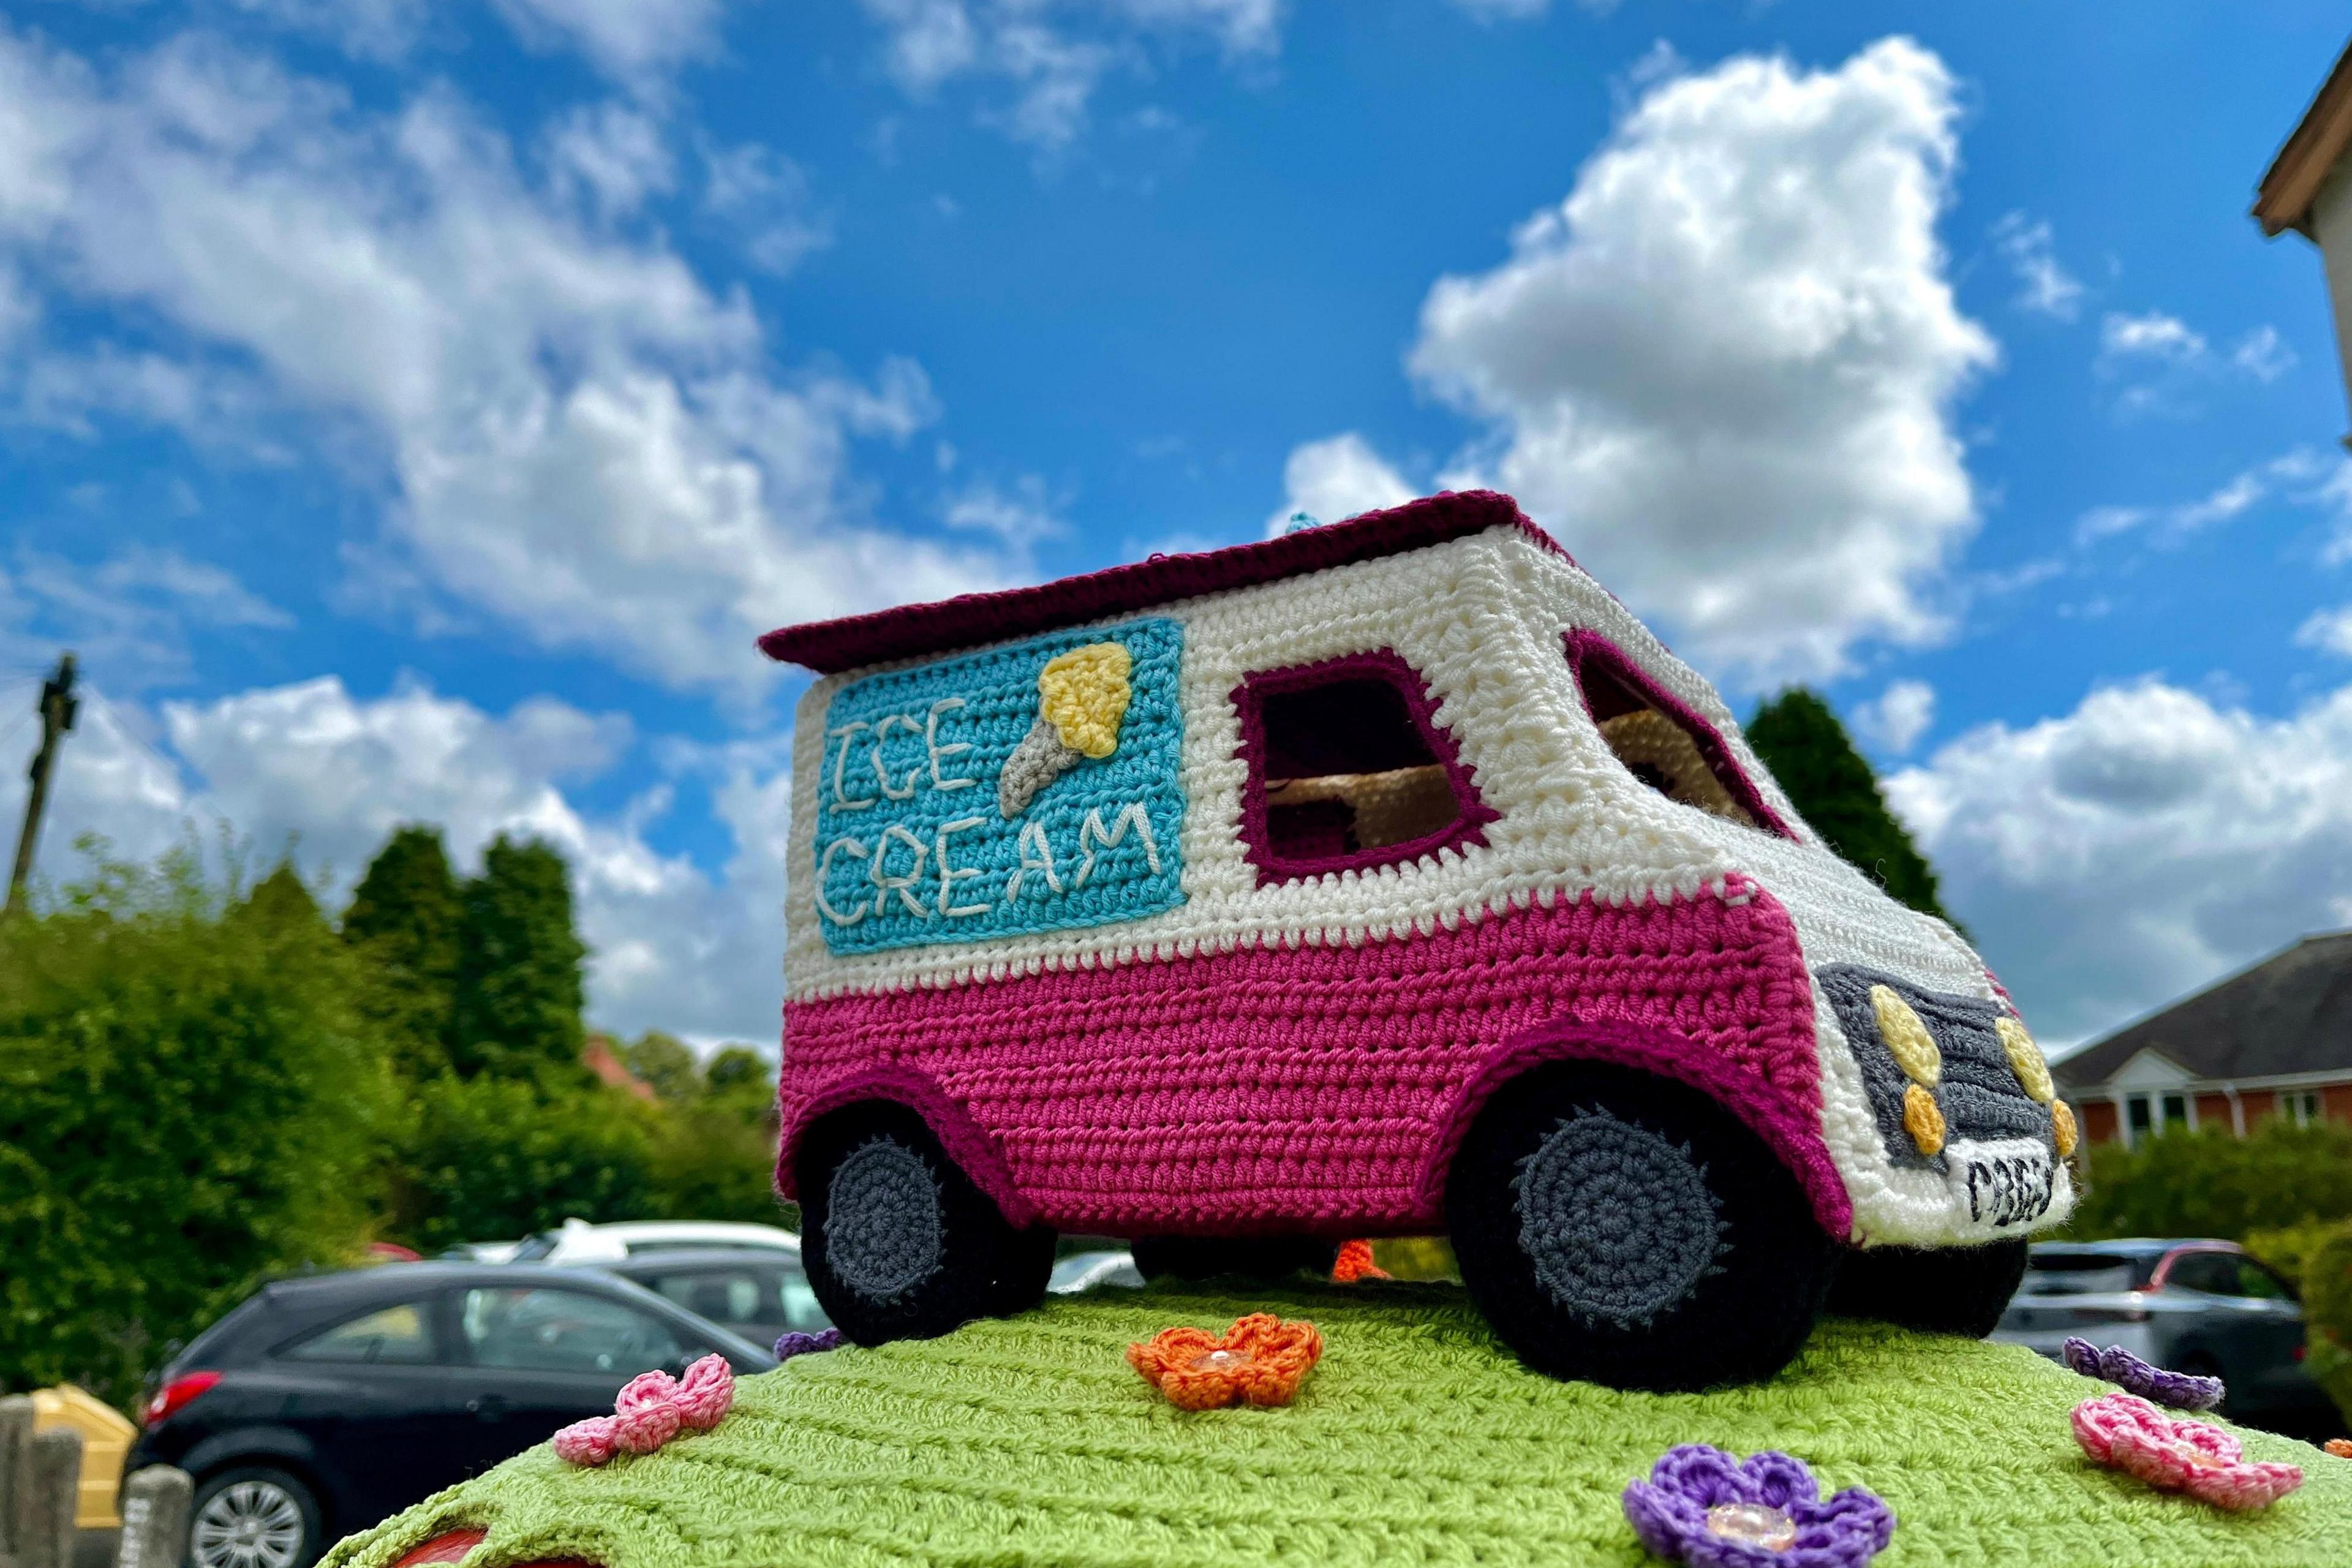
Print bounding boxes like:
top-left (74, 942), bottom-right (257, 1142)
top-left (797, 1102), bottom-right (1054, 1344)
top-left (1445, 1060), bottom-right (1833, 1392)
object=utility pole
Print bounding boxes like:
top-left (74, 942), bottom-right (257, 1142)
top-left (6, 652), bottom-right (77, 916)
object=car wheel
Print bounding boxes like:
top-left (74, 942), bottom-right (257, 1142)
top-left (1129, 1235), bottom-right (1343, 1284)
top-left (797, 1101), bottom-right (1054, 1344)
top-left (1827, 1238), bottom-right (2029, 1338)
top-left (189, 1466), bottom-right (322, 1568)
top-left (1446, 1061), bottom-right (1833, 1392)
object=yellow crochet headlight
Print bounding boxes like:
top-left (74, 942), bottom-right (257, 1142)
top-left (1869, 986), bottom-right (1940, 1088)
top-left (1996, 1017), bottom-right (2054, 1104)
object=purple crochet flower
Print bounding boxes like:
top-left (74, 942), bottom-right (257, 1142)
top-left (2061, 1338), bottom-right (2223, 1412)
top-left (1623, 1446), bottom-right (1894, 1567)
top-left (774, 1328), bottom-right (843, 1361)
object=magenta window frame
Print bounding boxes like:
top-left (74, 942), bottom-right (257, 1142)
top-left (1230, 649), bottom-right (1499, 888)
top-left (1563, 630), bottom-right (1797, 842)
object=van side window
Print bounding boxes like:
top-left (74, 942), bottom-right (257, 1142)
top-left (1232, 650), bottom-right (1496, 884)
top-left (1564, 631), bottom-right (1794, 839)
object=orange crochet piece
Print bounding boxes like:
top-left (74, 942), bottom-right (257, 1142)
top-left (1331, 1240), bottom-right (1389, 1283)
top-left (1126, 1313), bottom-right (1323, 1410)
top-left (2326, 1439), bottom-right (2352, 1460)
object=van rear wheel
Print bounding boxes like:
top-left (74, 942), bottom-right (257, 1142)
top-left (798, 1102), bottom-right (1054, 1344)
top-left (1828, 1238), bottom-right (2028, 1338)
top-left (1445, 1061), bottom-right (1832, 1392)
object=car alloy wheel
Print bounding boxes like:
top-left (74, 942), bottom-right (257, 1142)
top-left (191, 1474), bottom-right (312, 1568)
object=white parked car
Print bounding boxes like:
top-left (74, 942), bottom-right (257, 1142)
top-left (505, 1218), bottom-right (803, 1265)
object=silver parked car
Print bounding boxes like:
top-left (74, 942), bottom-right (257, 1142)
top-left (1994, 1238), bottom-right (2334, 1430)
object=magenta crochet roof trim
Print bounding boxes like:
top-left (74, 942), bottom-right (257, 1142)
top-left (758, 491), bottom-right (1562, 674)
top-left (1564, 630), bottom-right (1797, 841)
top-left (1230, 648), bottom-right (1499, 887)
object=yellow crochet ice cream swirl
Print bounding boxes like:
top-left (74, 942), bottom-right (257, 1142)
top-left (1037, 643), bottom-right (1132, 759)
top-left (998, 641), bottom-right (1133, 818)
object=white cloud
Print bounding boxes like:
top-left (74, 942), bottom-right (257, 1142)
top-left (941, 475), bottom-right (1067, 550)
top-left (1853, 678), bottom-right (1934, 755)
top-left (0, 27), bottom-right (1013, 698)
top-left (2097, 311), bottom-right (2296, 417)
top-left (1989, 211), bottom-right (2081, 320)
top-left (489, 0), bottom-right (728, 88)
top-left (2073, 447), bottom-right (2346, 548)
top-left (1, 546), bottom-right (292, 690)
top-left (0, 673), bottom-right (795, 1042)
top-left (1265, 431), bottom-right (1415, 537)
top-left (2296, 605), bottom-right (2352, 658)
top-left (225, 0), bottom-right (432, 62)
top-left (1887, 679), bottom-right (2352, 1044)
top-left (545, 101), bottom-right (674, 221)
top-left (2233, 324), bottom-right (2297, 382)
top-left (699, 139), bottom-right (830, 276)
top-left (2100, 310), bottom-right (2205, 362)
top-left (854, 0), bottom-right (1283, 151)
top-left (1408, 38), bottom-right (1996, 687)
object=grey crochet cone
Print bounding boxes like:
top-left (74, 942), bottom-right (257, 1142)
top-left (998, 717), bottom-right (1082, 818)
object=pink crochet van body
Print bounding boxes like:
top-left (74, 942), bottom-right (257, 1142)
top-left (762, 491), bottom-right (2076, 1389)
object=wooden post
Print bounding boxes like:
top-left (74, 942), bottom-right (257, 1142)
top-left (5, 652), bottom-right (79, 916)
top-left (112, 1469), bottom-right (192, 1568)
top-left (0, 1395), bottom-right (34, 1568)
top-left (21, 1430), bottom-right (78, 1568)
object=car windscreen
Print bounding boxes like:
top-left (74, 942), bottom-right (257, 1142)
top-left (2021, 1251), bottom-right (2155, 1295)
top-left (507, 1233), bottom-right (558, 1261)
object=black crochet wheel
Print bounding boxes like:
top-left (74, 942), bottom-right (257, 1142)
top-left (1828, 1238), bottom-right (2030, 1338)
top-left (1129, 1235), bottom-right (1343, 1284)
top-left (1446, 1060), bottom-right (1834, 1392)
top-left (797, 1101), bottom-right (1055, 1344)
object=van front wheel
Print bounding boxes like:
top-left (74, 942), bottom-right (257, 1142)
top-left (798, 1102), bottom-right (1055, 1344)
top-left (1445, 1061), bottom-right (1833, 1392)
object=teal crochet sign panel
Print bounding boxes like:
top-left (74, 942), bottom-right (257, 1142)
top-left (813, 619), bottom-right (1187, 954)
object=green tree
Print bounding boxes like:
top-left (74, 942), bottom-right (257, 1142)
top-left (704, 1046), bottom-right (771, 1099)
top-left (624, 1030), bottom-right (703, 1103)
top-left (388, 1074), bottom-right (657, 1251)
top-left (450, 834), bottom-right (586, 1082)
top-left (0, 846), bottom-right (393, 1408)
top-left (342, 826), bottom-right (464, 1079)
top-left (1747, 689), bottom-right (1952, 922)
top-left (237, 859), bottom-right (324, 929)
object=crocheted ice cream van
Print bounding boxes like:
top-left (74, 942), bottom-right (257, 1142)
top-left (761, 491), bottom-right (2076, 1391)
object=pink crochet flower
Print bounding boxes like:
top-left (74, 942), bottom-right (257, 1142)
top-left (2072, 1393), bottom-right (2304, 1511)
top-left (551, 1354), bottom-right (736, 1468)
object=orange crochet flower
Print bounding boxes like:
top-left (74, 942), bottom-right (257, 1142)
top-left (1331, 1239), bottom-right (1389, 1283)
top-left (1126, 1313), bottom-right (1322, 1410)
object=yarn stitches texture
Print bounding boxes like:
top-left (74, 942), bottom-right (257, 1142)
top-left (325, 1289), bottom-right (2352, 1568)
top-left (775, 500), bottom-right (2074, 1250)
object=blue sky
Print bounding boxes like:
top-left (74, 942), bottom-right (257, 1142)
top-left (6, 0), bottom-right (2352, 1052)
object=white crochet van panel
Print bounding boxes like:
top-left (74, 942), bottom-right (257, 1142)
top-left (783, 528), bottom-right (1752, 1003)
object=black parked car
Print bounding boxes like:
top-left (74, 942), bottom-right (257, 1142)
top-left (128, 1263), bottom-right (775, 1568)
top-left (576, 1248), bottom-right (832, 1351)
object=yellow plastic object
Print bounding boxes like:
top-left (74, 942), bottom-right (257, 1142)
top-left (1868, 986), bottom-right (1941, 1088)
top-left (31, 1385), bottom-right (137, 1529)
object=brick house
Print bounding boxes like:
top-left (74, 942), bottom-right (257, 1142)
top-left (2052, 932), bottom-right (2352, 1149)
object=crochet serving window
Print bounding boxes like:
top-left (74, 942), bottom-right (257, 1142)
top-left (1564, 631), bottom-right (1795, 840)
top-left (1231, 649), bottom-right (1496, 885)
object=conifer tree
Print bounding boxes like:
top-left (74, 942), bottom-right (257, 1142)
top-left (343, 826), bottom-right (464, 1079)
top-left (1746, 689), bottom-right (1953, 923)
top-left (238, 859), bottom-right (323, 928)
top-left (450, 834), bottom-right (587, 1082)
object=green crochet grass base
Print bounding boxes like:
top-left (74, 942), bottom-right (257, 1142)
top-left (323, 1281), bottom-right (2352, 1568)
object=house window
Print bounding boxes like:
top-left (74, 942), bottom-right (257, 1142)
top-left (2126, 1096), bottom-right (2154, 1140)
top-left (2281, 1089), bottom-right (2324, 1128)
top-left (2162, 1093), bottom-right (2192, 1131)
top-left (1231, 649), bottom-right (1496, 885)
top-left (1564, 632), bottom-right (1794, 839)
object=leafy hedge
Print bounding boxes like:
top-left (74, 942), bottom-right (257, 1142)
top-left (2063, 1121), bottom-right (2352, 1243)
top-left (0, 852), bottom-right (393, 1408)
